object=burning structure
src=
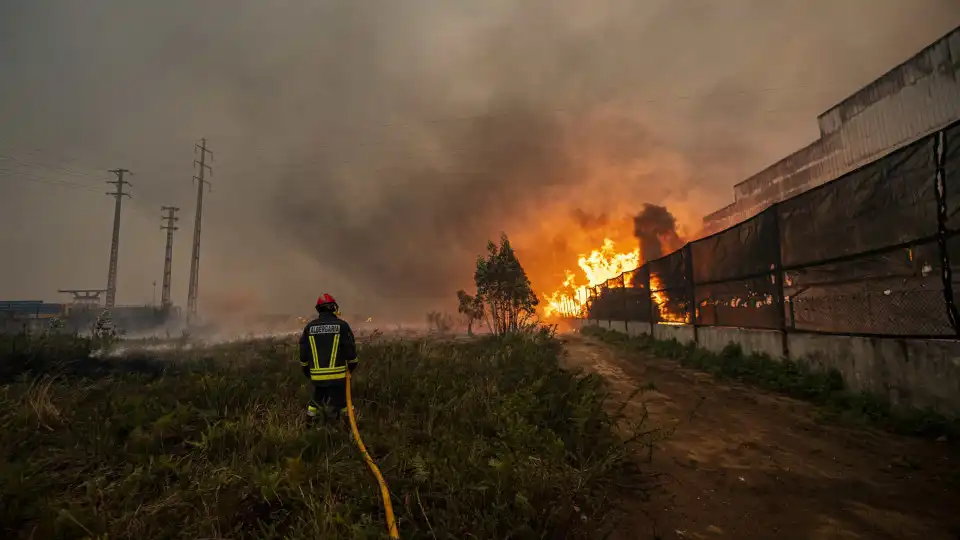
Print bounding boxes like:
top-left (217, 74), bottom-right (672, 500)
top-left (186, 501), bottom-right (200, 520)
top-left (539, 27), bottom-right (960, 328)
top-left (540, 204), bottom-right (685, 320)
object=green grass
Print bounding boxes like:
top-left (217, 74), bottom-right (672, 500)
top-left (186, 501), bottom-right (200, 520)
top-left (582, 325), bottom-right (960, 442)
top-left (0, 329), bottom-right (648, 539)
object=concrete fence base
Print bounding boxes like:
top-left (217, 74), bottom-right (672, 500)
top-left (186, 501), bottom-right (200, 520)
top-left (580, 319), bottom-right (960, 416)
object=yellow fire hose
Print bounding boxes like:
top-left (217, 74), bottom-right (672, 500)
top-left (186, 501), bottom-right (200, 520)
top-left (345, 370), bottom-right (400, 539)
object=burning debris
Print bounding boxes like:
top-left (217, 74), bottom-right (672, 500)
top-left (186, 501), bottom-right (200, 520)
top-left (540, 203), bottom-right (688, 320)
top-left (542, 238), bottom-right (640, 318)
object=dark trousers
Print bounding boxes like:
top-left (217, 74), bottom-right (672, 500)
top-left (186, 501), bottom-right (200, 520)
top-left (308, 382), bottom-right (347, 419)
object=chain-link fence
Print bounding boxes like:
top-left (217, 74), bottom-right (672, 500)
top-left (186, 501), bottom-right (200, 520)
top-left (586, 119), bottom-right (960, 340)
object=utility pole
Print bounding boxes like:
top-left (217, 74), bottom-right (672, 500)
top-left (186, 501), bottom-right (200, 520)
top-left (105, 168), bottom-right (132, 309)
top-left (187, 139), bottom-right (212, 324)
top-left (160, 206), bottom-right (179, 309)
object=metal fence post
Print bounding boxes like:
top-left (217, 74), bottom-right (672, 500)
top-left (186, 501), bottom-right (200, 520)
top-left (771, 205), bottom-right (790, 359)
top-left (683, 244), bottom-right (698, 345)
top-left (933, 128), bottom-right (960, 337)
top-left (623, 273), bottom-right (631, 332)
top-left (639, 266), bottom-right (651, 335)
top-left (623, 281), bottom-right (629, 334)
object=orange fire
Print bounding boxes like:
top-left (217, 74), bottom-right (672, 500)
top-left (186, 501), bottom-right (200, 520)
top-left (649, 273), bottom-right (687, 324)
top-left (543, 238), bottom-right (640, 318)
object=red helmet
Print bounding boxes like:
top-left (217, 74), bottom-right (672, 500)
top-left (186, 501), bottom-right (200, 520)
top-left (315, 293), bottom-right (339, 313)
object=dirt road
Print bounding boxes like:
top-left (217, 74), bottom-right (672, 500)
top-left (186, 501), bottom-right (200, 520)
top-left (560, 332), bottom-right (960, 540)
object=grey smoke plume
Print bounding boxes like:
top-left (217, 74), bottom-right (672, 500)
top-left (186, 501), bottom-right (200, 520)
top-left (634, 204), bottom-right (684, 262)
top-left (1, 0), bottom-right (957, 323)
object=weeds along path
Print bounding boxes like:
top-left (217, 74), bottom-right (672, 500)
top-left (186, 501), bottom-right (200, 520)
top-left (560, 332), bottom-right (960, 540)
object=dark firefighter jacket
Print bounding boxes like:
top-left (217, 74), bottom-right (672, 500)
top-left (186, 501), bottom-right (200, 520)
top-left (299, 312), bottom-right (359, 385)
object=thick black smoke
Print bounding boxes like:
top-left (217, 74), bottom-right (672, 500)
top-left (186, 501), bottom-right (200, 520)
top-left (2, 0), bottom-right (956, 321)
top-left (634, 204), bottom-right (683, 262)
top-left (571, 209), bottom-right (611, 231)
top-left (277, 102), bottom-right (585, 318)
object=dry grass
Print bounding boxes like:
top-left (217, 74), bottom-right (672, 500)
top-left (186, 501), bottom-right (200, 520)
top-left (0, 329), bottom-right (651, 539)
top-left (22, 376), bottom-right (63, 430)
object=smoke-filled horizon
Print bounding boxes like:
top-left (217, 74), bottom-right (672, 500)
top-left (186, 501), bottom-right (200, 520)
top-left (2, 1), bottom-right (958, 323)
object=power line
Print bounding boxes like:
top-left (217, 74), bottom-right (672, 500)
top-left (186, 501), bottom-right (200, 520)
top-left (0, 168), bottom-right (105, 193)
top-left (0, 141), bottom-right (161, 173)
top-left (0, 165), bottom-right (179, 241)
top-left (125, 188), bottom-right (167, 218)
top-left (0, 153), bottom-right (106, 179)
top-left (0, 154), bottom-right (169, 203)
top-left (105, 168), bottom-right (132, 309)
top-left (0, 165), bottom-right (171, 218)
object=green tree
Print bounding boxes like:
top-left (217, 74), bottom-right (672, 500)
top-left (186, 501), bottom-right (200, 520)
top-left (456, 289), bottom-right (484, 336)
top-left (474, 233), bottom-right (539, 335)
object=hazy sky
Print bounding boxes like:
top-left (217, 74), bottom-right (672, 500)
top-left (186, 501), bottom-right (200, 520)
top-left (2, 1), bottom-right (958, 321)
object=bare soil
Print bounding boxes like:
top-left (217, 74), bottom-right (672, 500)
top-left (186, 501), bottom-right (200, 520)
top-left (560, 332), bottom-right (960, 540)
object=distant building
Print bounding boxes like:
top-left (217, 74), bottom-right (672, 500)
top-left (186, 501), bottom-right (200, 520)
top-left (703, 26), bottom-right (960, 236)
top-left (0, 299), bottom-right (183, 335)
top-left (0, 300), bottom-right (67, 333)
top-left (0, 300), bottom-right (65, 319)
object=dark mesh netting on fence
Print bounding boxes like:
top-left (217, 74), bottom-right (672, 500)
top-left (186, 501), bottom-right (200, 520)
top-left (630, 267), bottom-right (648, 288)
top-left (648, 249), bottom-right (692, 324)
top-left (945, 120), bottom-right (960, 231)
top-left (625, 267), bottom-right (653, 321)
top-left (602, 275), bottom-right (627, 320)
top-left (585, 296), bottom-right (596, 319)
top-left (782, 240), bottom-right (952, 336)
top-left (622, 287), bottom-right (651, 321)
top-left (648, 249), bottom-right (687, 291)
top-left (943, 234), bottom-right (960, 317)
top-left (585, 289), bottom-right (600, 320)
top-left (691, 208), bottom-right (779, 284)
top-left (588, 290), bottom-right (608, 320)
top-left (588, 272), bottom-right (654, 321)
top-left (605, 287), bottom-right (632, 321)
top-left (597, 289), bottom-right (626, 321)
top-left (695, 273), bottom-right (780, 329)
top-left (779, 135), bottom-right (938, 268)
top-left (588, 285), bottom-right (616, 320)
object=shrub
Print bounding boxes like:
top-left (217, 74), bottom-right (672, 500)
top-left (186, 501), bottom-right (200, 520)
top-left (472, 233), bottom-right (539, 335)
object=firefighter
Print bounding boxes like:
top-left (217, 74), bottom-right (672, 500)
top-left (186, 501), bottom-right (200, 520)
top-left (299, 293), bottom-right (359, 423)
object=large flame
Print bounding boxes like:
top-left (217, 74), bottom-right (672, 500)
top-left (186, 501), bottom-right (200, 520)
top-left (540, 242), bottom-right (690, 324)
top-left (543, 238), bottom-right (640, 318)
top-left (649, 273), bottom-right (687, 324)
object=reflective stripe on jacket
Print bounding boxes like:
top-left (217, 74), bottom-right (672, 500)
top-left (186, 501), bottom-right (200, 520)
top-left (298, 313), bottom-right (358, 383)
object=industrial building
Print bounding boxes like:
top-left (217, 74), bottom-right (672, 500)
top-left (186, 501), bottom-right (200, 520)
top-left (0, 301), bottom-right (65, 333)
top-left (702, 26), bottom-right (960, 235)
top-left (0, 299), bottom-right (181, 335)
